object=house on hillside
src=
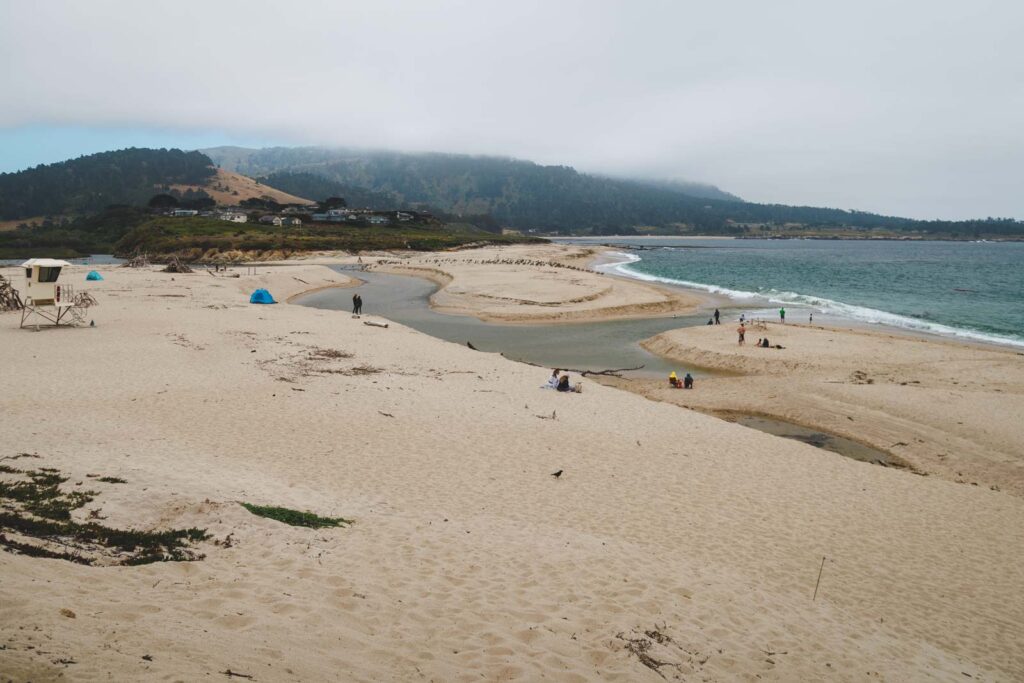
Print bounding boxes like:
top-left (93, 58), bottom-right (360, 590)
top-left (282, 217), bottom-right (302, 227)
top-left (219, 212), bottom-right (248, 223)
top-left (171, 209), bottom-right (198, 217)
top-left (259, 215), bottom-right (283, 227)
top-left (326, 208), bottom-right (351, 222)
top-left (396, 212), bottom-right (413, 222)
top-left (311, 213), bottom-right (329, 222)
top-left (367, 215), bottom-right (389, 225)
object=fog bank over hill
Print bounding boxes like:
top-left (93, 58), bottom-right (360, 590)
top-left (202, 146), bottom-right (1024, 237)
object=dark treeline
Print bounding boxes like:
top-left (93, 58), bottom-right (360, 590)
top-left (0, 148), bottom-right (216, 220)
top-left (204, 146), bottom-right (1024, 237)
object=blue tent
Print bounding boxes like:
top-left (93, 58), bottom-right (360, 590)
top-left (86, 270), bottom-right (104, 281)
top-left (249, 288), bottom-right (276, 304)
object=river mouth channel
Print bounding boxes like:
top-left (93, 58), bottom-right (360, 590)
top-left (294, 267), bottom-right (712, 378)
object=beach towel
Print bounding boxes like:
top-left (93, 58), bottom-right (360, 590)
top-left (86, 271), bottom-right (103, 281)
top-left (249, 288), bottom-right (276, 304)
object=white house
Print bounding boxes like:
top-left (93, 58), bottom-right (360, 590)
top-left (219, 212), bottom-right (248, 223)
top-left (282, 217), bottom-right (302, 227)
top-left (259, 215), bottom-right (283, 226)
top-left (367, 215), bottom-right (389, 225)
top-left (171, 209), bottom-right (198, 217)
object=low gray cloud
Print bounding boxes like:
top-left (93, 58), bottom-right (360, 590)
top-left (2, 0), bottom-right (1021, 219)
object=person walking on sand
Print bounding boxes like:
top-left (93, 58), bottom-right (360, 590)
top-left (779, 307), bottom-right (786, 323)
top-left (714, 308), bottom-right (720, 325)
top-left (737, 323), bottom-right (746, 345)
top-left (352, 293), bottom-right (359, 315)
top-left (356, 294), bottom-right (363, 315)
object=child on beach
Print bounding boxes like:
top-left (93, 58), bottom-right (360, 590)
top-left (556, 374), bottom-right (583, 393)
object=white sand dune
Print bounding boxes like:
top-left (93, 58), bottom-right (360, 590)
top-left (1, 258), bottom-right (1022, 681)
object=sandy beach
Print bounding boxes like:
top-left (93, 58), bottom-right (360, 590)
top-left (370, 244), bottom-right (704, 323)
top-left (2, 254), bottom-right (1023, 681)
top-left (636, 322), bottom-right (1024, 496)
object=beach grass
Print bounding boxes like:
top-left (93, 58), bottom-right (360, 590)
top-left (240, 502), bottom-right (352, 528)
top-left (0, 462), bottom-right (209, 565)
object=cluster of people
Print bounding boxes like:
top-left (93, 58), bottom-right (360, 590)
top-left (351, 293), bottom-right (364, 315)
top-left (544, 369), bottom-right (583, 393)
top-left (755, 337), bottom-right (784, 349)
top-left (669, 371), bottom-right (694, 389)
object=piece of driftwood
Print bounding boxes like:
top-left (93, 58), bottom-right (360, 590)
top-left (0, 274), bottom-right (24, 311)
top-left (363, 320), bottom-right (389, 328)
top-left (73, 291), bottom-right (99, 308)
top-left (501, 353), bottom-right (643, 378)
top-left (121, 253), bottom-right (150, 268)
top-left (162, 256), bottom-right (193, 273)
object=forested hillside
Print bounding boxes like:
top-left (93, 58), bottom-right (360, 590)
top-left (204, 146), bottom-right (1024, 237)
top-left (203, 146), bottom-right (751, 230)
top-left (0, 148), bottom-right (216, 220)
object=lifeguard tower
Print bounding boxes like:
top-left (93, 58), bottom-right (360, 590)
top-left (19, 258), bottom-right (90, 328)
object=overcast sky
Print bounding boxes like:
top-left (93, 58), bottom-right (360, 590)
top-left (1, 0), bottom-right (1022, 220)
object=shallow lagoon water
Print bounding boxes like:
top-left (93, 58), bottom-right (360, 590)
top-left (295, 268), bottom-right (711, 378)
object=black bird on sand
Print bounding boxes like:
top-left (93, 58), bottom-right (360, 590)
top-left (551, 470), bottom-right (563, 479)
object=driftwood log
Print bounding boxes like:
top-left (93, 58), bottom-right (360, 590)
top-left (162, 256), bottom-right (193, 273)
top-left (121, 253), bottom-right (150, 268)
top-left (0, 274), bottom-right (24, 311)
top-left (498, 352), bottom-right (643, 378)
top-left (363, 320), bottom-right (389, 329)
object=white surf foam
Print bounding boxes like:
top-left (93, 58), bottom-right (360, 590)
top-left (598, 251), bottom-right (1024, 349)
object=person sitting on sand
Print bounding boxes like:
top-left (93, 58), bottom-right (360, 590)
top-left (683, 372), bottom-right (694, 389)
top-left (556, 374), bottom-right (583, 393)
top-left (669, 371), bottom-right (681, 388)
top-left (737, 324), bottom-right (746, 345)
top-left (761, 337), bottom-right (770, 348)
top-left (756, 338), bottom-right (762, 347)
top-left (544, 369), bottom-right (561, 389)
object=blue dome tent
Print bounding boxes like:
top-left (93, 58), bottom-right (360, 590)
top-left (86, 271), bottom-right (103, 281)
top-left (249, 288), bottom-right (276, 304)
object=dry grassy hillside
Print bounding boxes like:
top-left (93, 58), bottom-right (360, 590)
top-left (169, 168), bottom-right (314, 206)
top-left (0, 217), bottom-right (44, 232)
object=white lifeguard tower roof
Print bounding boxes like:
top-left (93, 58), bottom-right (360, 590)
top-left (21, 258), bottom-right (72, 268)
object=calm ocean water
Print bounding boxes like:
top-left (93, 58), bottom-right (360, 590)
top-left (567, 238), bottom-right (1024, 348)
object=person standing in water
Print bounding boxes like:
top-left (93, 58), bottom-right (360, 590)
top-left (714, 308), bottom-right (721, 325)
top-left (779, 307), bottom-right (786, 323)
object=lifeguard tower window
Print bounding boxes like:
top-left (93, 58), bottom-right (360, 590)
top-left (38, 267), bottom-right (61, 283)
